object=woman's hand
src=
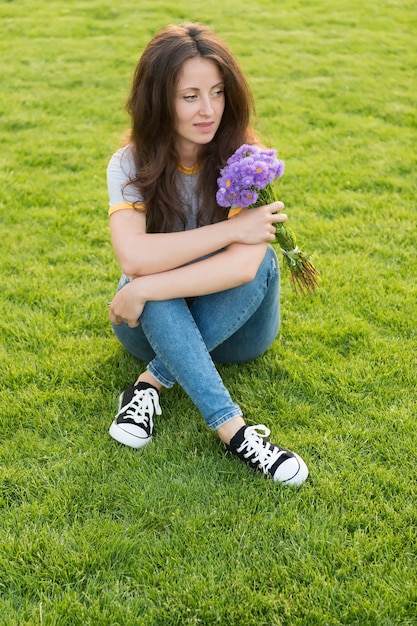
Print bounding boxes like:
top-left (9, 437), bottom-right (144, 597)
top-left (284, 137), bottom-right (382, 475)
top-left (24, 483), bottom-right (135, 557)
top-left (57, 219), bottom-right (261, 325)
top-left (233, 201), bottom-right (287, 245)
top-left (108, 279), bottom-right (146, 328)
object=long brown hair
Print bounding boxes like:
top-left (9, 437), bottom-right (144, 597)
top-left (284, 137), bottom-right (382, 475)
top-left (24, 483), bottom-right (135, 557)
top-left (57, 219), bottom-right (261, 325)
top-left (125, 23), bottom-right (256, 232)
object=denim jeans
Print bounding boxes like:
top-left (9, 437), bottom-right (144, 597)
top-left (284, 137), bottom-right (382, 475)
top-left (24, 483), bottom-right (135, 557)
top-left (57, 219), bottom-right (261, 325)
top-left (112, 245), bottom-right (280, 430)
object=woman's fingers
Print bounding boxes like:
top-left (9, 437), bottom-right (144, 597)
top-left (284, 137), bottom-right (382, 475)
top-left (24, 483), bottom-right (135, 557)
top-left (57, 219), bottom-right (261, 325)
top-left (269, 201), bottom-right (287, 223)
top-left (272, 211), bottom-right (288, 223)
top-left (270, 200), bottom-right (285, 213)
top-left (108, 307), bottom-right (122, 326)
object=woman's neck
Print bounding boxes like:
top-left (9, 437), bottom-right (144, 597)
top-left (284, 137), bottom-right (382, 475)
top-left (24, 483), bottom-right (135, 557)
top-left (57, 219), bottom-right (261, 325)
top-left (176, 142), bottom-right (199, 169)
top-left (180, 158), bottom-right (198, 168)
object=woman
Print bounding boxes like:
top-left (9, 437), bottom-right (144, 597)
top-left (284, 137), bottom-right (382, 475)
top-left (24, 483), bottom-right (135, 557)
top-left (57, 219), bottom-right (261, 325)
top-left (107, 23), bottom-right (308, 486)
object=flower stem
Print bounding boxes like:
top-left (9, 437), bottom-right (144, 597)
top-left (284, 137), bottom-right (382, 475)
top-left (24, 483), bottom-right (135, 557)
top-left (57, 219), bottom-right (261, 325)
top-left (254, 186), bottom-right (320, 295)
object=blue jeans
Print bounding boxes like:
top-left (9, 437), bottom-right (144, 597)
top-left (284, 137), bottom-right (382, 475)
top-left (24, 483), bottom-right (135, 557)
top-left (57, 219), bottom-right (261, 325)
top-left (112, 245), bottom-right (280, 430)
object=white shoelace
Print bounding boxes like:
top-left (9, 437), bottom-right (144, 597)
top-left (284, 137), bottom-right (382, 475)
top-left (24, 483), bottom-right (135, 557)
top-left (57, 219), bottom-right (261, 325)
top-left (235, 425), bottom-right (285, 475)
top-left (125, 388), bottom-right (162, 426)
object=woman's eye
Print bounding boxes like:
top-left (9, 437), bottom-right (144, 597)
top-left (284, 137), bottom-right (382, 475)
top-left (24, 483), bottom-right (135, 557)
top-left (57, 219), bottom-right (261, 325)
top-left (184, 94), bottom-right (197, 101)
top-left (212, 89), bottom-right (224, 97)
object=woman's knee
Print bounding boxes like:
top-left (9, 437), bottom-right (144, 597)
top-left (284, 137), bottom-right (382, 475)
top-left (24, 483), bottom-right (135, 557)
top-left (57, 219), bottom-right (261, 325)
top-left (112, 322), bottom-right (155, 362)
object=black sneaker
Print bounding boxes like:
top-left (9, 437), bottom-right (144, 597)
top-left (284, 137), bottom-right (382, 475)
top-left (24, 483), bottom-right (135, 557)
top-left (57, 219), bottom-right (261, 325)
top-left (109, 382), bottom-right (161, 449)
top-left (226, 425), bottom-right (308, 486)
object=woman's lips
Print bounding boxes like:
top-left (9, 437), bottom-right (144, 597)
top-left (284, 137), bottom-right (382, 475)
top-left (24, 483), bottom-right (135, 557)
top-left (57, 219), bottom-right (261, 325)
top-left (194, 122), bottom-right (214, 131)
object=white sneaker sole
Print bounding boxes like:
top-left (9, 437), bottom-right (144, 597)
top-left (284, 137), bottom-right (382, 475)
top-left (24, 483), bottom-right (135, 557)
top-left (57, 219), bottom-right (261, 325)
top-left (109, 420), bottom-right (152, 449)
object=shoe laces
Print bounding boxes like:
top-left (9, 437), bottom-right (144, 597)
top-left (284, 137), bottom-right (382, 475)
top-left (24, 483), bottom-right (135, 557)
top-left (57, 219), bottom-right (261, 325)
top-left (235, 425), bottom-right (284, 475)
top-left (124, 388), bottom-right (161, 427)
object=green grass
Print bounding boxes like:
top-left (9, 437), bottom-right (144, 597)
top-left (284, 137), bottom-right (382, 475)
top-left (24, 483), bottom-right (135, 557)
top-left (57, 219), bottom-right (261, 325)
top-left (0, 0), bottom-right (416, 624)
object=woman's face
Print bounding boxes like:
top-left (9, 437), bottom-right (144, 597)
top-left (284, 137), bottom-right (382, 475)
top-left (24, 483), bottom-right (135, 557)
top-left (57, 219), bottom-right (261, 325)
top-left (174, 57), bottom-right (225, 165)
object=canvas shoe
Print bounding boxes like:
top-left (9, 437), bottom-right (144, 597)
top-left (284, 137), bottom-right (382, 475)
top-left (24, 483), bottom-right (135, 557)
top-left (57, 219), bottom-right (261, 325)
top-left (226, 424), bottom-right (308, 486)
top-left (109, 382), bottom-right (161, 449)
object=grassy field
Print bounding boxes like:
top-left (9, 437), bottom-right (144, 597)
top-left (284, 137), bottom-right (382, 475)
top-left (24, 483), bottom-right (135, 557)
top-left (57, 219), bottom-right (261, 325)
top-left (0, 0), bottom-right (416, 624)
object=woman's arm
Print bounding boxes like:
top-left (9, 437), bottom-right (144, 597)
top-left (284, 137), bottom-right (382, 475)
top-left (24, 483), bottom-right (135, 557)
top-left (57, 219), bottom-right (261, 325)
top-left (110, 201), bottom-right (286, 277)
top-left (109, 242), bottom-right (269, 327)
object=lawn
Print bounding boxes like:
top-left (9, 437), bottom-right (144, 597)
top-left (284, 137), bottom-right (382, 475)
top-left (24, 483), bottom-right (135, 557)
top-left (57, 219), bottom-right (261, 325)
top-left (0, 0), bottom-right (416, 624)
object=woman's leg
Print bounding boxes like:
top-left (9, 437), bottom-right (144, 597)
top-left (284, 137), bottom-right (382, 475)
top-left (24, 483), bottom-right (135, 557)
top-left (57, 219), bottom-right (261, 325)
top-left (192, 245), bottom-right (280, 364)
top-left (110, 248), bottom-right (308, 485)
top-left (112, 246), bottom-right (279, 429)
top-left (140, 298), bottom-right (242, 430)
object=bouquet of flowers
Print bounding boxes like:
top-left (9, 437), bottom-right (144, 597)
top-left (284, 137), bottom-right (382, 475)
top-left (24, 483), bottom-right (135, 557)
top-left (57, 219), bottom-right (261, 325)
top-left (216, 144), bottom-right (320, 295)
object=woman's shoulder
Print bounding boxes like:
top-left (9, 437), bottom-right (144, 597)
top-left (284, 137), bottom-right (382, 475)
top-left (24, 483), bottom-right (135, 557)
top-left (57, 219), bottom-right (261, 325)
top-left (108, 144), bottom-right (135, 171)
top-left (107, 145), bottom-right (137, 191)
top-left (107, 144), bottom-right (141, 209)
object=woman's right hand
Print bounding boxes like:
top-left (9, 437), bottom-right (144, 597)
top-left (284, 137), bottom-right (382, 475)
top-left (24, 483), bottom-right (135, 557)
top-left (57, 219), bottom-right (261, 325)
top-left (108, 278), bottom-right (146, 328)
top-left (232, 201), bottom-right (287, 245)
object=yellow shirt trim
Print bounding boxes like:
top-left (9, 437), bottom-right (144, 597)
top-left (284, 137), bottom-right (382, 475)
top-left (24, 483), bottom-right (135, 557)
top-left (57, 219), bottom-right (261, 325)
top-left (108, 201), bottom-right (145, 217)
top-left (178, 163), bottom-right (201, 175)
top-left (228, 206), bottom-right (243, 219)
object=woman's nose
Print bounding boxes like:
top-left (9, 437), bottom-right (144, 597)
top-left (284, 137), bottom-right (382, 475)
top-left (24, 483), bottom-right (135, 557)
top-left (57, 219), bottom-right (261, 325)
top-left (199, 95), bottom-right (214, 116)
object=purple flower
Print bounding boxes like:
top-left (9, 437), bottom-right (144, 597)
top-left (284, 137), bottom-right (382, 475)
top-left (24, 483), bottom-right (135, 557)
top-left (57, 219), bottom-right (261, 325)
top-left (216, 144), bottom-right (285, 209)
top-left (215, 144), bottom-right (319, 296)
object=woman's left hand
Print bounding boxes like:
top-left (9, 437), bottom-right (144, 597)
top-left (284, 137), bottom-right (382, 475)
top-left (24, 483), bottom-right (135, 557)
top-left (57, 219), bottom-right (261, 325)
top-left (108, 279), bottom-right (145, 328)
